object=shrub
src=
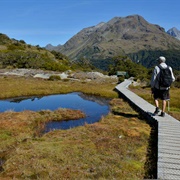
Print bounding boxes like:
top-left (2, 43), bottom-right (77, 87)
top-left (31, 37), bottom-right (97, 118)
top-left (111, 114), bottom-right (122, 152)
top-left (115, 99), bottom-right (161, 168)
top-left (48, 75), bottom-right (61, 81)
top-left (173, 75), bottom-right (180, 88)
top-left (118, 76), bottom-right (125, 83)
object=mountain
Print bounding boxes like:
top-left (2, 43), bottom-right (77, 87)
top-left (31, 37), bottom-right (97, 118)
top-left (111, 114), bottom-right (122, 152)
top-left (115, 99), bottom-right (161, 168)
top-left (167, 27), bottom-right (180, 40)
top-left (53, 15), bottom-right (180, 70)
top-left (45, 43), bottom-right (62, 51)
top-left (45, 44), bottom-right (57, 51)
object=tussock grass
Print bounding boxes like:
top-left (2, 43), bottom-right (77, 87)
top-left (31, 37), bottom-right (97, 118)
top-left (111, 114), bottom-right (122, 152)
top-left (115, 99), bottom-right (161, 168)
top-left (0, 98), bottom-right (151, 179)
top-left (0, 109), bottom-right (85, 152)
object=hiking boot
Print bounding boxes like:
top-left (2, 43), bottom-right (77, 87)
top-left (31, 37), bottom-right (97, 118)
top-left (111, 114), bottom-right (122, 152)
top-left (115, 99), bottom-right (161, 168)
top-left (160, 112), bottom-right (165, 117)
top-left (153, 107), bottom-right (160, 115)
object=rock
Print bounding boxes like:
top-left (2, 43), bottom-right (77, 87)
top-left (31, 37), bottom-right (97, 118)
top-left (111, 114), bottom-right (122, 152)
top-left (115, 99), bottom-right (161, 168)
top-left (33, 74), bottom-right (50, 79)
top-left (58, 72), bottom-right (68, 79)
top-left (0, 69), bottom-right (118, 82)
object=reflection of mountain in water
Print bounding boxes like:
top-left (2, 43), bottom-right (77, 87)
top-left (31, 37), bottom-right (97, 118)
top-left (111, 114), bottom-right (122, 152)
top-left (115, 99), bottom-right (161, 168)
top-left (79, 93), bottom-right (111, 106)
top-left (4, 96), bottom-right (43, 103)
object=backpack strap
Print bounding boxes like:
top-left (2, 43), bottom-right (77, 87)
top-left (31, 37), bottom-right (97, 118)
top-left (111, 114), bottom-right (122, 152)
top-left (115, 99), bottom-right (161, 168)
top-left (157, 65), bottom-right (161, 89)
top-left (158, 65), bottom-right (161, 69)
top-left (158, 65), bottom-right (169, 71)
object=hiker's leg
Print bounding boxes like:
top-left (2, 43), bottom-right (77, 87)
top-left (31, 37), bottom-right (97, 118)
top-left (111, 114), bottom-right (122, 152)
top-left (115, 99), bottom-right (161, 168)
top-left (162, 100), bottom-right (166, 112)
top-left (153, 99), bottom-right (160, 115)
top-left (153, 88), bottom-right (159, 108)
top-left (153, 89), bottom-right (160, 115)
top-left (154, 99), bottom-right (159, 108)
top-left (161, 89), bottom-right (169, 113)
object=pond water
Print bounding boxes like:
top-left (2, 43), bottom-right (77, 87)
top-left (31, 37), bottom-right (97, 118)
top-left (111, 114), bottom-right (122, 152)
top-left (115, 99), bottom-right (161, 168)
top-left (0, 92), bottom-right (110, 131)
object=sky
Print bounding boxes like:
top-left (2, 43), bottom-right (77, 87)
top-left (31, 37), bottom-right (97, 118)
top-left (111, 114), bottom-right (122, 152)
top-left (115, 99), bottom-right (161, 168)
top-left (0, 0), bottom-right (180, 47)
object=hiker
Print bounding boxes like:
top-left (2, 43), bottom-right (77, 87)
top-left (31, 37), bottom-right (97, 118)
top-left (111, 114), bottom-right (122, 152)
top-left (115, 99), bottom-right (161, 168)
top-left (150, 56), bottom-right (175, 117)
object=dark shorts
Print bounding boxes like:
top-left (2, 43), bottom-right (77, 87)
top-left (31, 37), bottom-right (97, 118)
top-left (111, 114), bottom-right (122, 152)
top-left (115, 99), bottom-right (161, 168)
top-left (153, 88), bottom-right (170, 100)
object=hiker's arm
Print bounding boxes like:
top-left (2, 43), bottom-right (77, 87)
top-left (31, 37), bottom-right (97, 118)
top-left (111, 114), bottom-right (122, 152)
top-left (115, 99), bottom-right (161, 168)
top-left (150, 66), bottom-right (158, 88)
top-left (169, 67), bottom-right (175, 82)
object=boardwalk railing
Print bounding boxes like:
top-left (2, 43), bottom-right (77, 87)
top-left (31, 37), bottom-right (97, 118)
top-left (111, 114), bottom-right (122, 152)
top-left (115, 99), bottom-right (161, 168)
top-left (115, 79), bottom-right (180, 180)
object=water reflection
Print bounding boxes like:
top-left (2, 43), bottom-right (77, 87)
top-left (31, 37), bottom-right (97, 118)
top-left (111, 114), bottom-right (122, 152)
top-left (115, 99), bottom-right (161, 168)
top-left (0, 92), bottom-right (110, 131)
top-left (4, 96), bottom-right (43, 103)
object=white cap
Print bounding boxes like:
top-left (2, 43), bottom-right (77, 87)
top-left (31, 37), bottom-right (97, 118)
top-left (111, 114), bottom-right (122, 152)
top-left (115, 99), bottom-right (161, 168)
top-left (157, 56), bottom-right (166, 62)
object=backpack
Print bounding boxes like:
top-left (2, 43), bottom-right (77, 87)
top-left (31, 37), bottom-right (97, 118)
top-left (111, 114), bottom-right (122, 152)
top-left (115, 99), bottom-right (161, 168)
top-left (158, 65), bottom-right (173, 88)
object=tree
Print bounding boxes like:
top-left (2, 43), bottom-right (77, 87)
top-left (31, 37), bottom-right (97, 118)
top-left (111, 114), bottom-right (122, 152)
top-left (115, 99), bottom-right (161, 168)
top-left (108, 55), bottom-right (150, 80)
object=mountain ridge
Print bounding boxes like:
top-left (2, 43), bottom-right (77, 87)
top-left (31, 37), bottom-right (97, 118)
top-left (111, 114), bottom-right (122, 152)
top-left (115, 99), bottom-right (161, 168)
top-left (45, 15), bottom-right (180, 66)
top-left (167, 27), bottom-right (180, 40)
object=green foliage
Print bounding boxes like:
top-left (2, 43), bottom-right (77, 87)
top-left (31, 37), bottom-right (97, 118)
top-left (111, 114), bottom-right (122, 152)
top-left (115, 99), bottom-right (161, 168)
top-left (90, 58), bottom-right (113, 71)
top-left (0, 50), bottom-right (70, 71)
top-left (0, 33), bottom-right (71, 71)
top-left (0, 51), bottom-right (42, 68)
top-left (0, 33), bottom-right (12, 45)
top-left (173, 74), bottom-right (180, 88)
top-left (108, 55), bottom-right (150, 80)
top-left (75, 57), bottom-right (96, 71)
top-left (128, 49), bottom-right (180, 71)
top-left (43, 61), bottom-right (69, 71)
top-left (48, 75), bottom-right (61, 81)
top-left (7, 43), bottom-right (25, 50)
top-left (118, 76), bottom-right (125, 83)
top-left (19, 40), bottom-right (26, 44)
top-left (51, 50), bottom-right (69, 60)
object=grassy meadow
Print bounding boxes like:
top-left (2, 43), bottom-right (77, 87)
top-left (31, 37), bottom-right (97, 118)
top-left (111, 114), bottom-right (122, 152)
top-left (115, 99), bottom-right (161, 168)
top-left (129, 86), bottom-right (180, 120)
top-left (0, 76), bottom-right (118, 99)
top-left (0, 76), bottom-right (153, 179)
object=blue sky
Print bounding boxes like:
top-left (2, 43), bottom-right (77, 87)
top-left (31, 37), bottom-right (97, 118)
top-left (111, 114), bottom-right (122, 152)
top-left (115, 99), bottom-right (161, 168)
top-left (0, 0), bottom-right (179, 47)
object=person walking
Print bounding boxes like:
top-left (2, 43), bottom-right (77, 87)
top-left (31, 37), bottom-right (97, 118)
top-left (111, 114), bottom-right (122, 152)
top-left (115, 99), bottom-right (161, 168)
top-left (150, 56), bottom-right (175, 117)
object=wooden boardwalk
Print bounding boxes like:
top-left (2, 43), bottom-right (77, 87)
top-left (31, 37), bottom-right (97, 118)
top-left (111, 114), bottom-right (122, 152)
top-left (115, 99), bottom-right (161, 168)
top-left (115, 79), bottom-right (180, 180)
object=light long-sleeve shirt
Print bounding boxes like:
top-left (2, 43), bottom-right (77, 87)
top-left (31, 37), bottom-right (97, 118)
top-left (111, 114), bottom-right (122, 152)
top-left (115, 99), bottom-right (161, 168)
top-left (150, 62), bottom-right (175, 90)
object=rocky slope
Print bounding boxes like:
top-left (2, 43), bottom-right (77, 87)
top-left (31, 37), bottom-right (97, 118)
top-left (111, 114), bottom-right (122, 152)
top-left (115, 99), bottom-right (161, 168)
top-left (57, 15), bottom-right (180, 58)
top-left (45, 43), bottom-right (62, 51)
top-left (167, 27), bottom-right (180, 40)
